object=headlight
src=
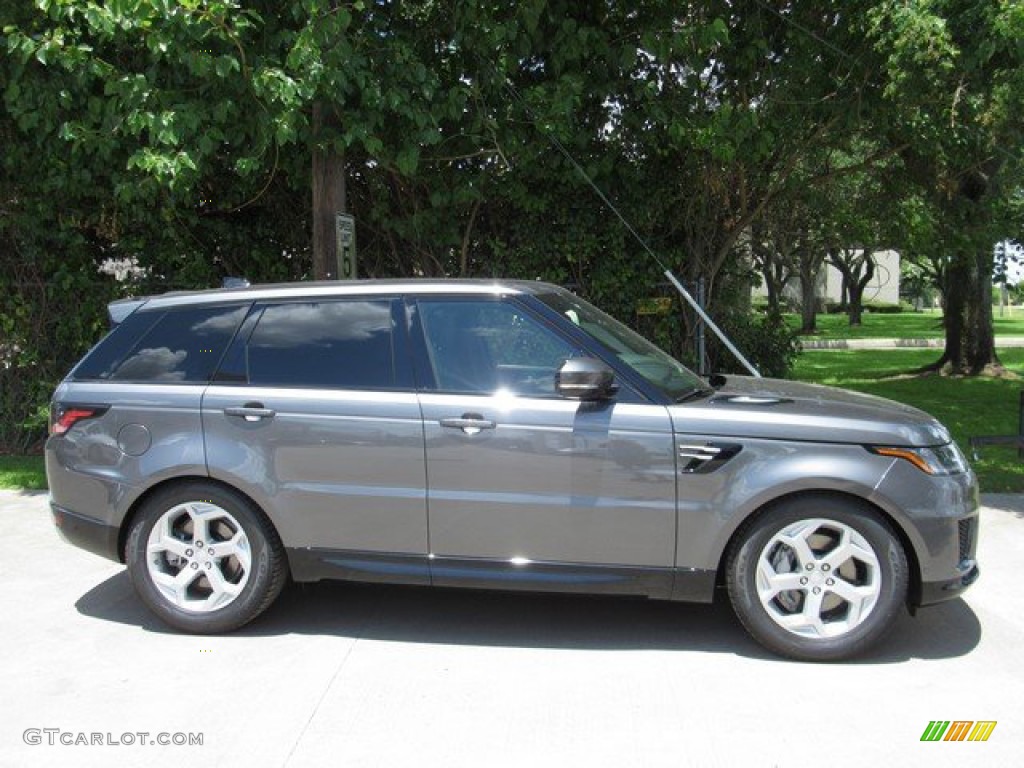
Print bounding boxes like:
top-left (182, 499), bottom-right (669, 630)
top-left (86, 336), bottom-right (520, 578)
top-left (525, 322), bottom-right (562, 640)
top-left (868, 443), bottom-right (969, 476)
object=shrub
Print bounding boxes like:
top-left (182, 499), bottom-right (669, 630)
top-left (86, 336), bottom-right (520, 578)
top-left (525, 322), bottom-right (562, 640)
top-left (823, 300), bottom-right (909, 315)
top-left (863, 301), bottom-right (904, 314)
top-left (710, 313), bottom-right (803, 379)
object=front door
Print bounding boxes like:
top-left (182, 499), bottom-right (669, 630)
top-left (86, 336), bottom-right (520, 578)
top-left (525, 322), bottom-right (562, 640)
top-left (412, 297), bottom-right (677, 596)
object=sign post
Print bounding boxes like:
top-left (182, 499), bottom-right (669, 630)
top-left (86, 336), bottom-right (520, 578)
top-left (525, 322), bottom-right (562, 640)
top-left (335, 214), bottom-right (357, 280)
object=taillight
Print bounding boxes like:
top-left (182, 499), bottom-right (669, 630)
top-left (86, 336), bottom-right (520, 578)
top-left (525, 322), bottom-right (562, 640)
top-left (50, 404), bottom-right (109, 436)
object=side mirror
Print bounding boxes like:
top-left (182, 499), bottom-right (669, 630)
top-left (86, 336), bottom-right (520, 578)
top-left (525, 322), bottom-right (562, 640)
top-left (556, 357), bottom-right (618, 401)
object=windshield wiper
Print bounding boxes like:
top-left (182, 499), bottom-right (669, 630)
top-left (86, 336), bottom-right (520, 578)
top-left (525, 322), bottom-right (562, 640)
top-left (675, 386), bottom-right (715, 403)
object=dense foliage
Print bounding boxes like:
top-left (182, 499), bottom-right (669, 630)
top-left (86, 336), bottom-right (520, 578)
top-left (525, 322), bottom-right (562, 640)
top-left (1, 1), bottom-right (1021, 451)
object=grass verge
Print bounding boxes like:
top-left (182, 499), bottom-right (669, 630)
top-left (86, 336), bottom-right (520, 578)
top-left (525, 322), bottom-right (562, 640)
top-left (786, 309), bottom-right (1024, 341)
top-left (0, 455), bottom-right (47, 491)
top-left (791, 348), bottom-right (1024, 492)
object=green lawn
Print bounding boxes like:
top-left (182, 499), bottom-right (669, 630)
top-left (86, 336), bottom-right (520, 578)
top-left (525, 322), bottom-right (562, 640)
top-left (786, 308), bottom-right (1024, 340)
top-left (791, 348), bottom-right (1024, 492)
top-left (0, 455), bottom-right (46, 490)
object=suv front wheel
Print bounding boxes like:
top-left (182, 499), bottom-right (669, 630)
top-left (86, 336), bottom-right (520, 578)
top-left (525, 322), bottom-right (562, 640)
top-left (726, 496), bottom-right (909, 661)
top-left (125, 482), bottom-right (287, 633)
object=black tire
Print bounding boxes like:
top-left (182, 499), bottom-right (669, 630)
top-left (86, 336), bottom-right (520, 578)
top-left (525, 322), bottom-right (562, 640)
top-left (726, 495), bottom-right (908, 661)
top-left (125, 482), bottom-right (287, 633)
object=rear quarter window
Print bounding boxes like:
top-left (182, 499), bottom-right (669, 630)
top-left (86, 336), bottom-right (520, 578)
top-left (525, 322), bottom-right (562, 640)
top-left (73, 304), bottom-right (248, 384)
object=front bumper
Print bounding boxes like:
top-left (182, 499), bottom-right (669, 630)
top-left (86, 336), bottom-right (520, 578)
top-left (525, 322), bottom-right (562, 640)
top-left (918, 560), bottom-right (980, 606)
top-left (51, 502), bottom-right (121, 563)
top-left (917, 512), bottom-right (982, 605)
top-left (872, 457), bottom-right (980, 608)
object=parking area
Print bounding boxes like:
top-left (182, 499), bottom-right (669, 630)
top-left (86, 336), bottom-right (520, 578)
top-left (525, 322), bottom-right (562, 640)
top-left (2, 488), bottom-right (1022, 767)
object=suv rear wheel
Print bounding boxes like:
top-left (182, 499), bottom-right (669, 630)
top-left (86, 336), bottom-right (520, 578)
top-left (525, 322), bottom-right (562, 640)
top-left (726, 496), bottom-right (908, 661)
top-left (125, 482), bottom-right (287, 633)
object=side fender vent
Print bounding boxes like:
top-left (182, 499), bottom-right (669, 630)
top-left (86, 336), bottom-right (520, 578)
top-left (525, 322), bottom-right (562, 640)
top-left (678, 442), bottom-right (743, 474)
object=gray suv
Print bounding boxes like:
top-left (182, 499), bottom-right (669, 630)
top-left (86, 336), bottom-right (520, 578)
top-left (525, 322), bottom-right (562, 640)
top-left (46, 280), bottom-right (979, 660)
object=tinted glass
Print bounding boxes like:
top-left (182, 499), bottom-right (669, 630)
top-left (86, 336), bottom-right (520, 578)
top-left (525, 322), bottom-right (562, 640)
top-left (71, 310), bottom-right (161, 380)
top-left (418, 300), bottom-right (575, 396)
top-left (537, 290), bottom-right (704, 400)
top-left (246, 300), bottom-right (395, 389)
top-left (78, 305), bottom-right (247, 383)
top-left (212, 307), bottom-right (264, 384)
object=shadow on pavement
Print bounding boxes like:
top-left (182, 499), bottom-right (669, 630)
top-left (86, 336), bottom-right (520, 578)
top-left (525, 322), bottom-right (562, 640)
top-left (981, 494), bottom-right (1024, 519)
top-left (76, 571), bottom-right (981, 663)
top-left (3, 488), bottom-right (48, 499)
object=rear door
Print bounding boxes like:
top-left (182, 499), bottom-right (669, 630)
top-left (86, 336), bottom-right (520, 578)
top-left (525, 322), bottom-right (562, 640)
top-left (202, 297), bottom-right (429, 578)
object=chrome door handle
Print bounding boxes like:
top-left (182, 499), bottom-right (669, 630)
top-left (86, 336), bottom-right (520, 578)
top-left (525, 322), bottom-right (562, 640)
top-left (224, 404), bottom-right (276, 422)
top-left (439, 414), bottom-right (496, 435)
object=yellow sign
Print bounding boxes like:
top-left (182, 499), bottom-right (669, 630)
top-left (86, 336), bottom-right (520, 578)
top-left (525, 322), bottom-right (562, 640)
top-left (636, 297), bottom-right (673, 316)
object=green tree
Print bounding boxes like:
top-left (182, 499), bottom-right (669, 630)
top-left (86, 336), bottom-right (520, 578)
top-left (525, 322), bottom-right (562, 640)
top-left (868, 0), bottom-right (1024, 374)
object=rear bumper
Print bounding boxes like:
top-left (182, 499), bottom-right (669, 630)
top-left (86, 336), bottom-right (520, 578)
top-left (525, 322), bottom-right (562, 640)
top-left (51, 502), bottom-right (121, 563)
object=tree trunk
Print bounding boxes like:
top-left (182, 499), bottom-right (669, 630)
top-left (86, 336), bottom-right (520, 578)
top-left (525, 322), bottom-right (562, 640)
top-left (925, 164), bottom-right (1005, 375)
top-left (965, 249), bottom-right (998, 372)
top-left (760, 258), bottom-right (787, 317)
top-left (828, 250), bottom-right (875, 327)
top-left (799, 265), bottom-right (817, 333)
top-left (459, 198), bottom-right (482, 277)
top-left (929, 249), bottom-right (1000, 374)
top-left (845, 257), bottom-right (873, 327)
top-left (312, 102), bottom-right (346, 281)
top-left (847, 282), bottom-right (864, 326)
top-left (763, 268), bottom-right (780, 315)
top-left (752, 228), bottom-right (789, 318)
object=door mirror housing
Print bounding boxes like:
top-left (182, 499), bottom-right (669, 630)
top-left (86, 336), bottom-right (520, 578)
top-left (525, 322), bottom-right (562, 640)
top-left (556, 357), bottom-right (618, 401)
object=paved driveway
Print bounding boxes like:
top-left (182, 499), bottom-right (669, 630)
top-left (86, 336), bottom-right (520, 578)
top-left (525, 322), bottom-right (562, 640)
top-left (2, 489), bottom-right (1022, 767)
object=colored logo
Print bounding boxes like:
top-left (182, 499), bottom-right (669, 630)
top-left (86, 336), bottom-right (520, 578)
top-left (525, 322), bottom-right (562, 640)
top-left (921, 721), bottom-right (997, 742)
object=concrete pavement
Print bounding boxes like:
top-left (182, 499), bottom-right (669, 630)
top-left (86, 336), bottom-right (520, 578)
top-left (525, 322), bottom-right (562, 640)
top-left (2, 489), bottom-right (1022, 768)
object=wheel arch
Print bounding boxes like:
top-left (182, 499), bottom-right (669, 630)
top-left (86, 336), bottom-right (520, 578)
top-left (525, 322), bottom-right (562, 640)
top-left (713, 489), bottom-right (921, 607)
top-left (117, 475), bottom-right (285, 567)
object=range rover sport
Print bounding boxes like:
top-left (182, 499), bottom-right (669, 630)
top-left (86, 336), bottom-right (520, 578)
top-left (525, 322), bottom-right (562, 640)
top-left (46, 279), bottom-right (980, 660)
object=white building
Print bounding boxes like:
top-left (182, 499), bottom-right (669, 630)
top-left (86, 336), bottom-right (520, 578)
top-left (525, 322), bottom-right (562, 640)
top-left (820, 249), bottom-right (901, 306)
top-left (753, 249), bottom-right (901, 307)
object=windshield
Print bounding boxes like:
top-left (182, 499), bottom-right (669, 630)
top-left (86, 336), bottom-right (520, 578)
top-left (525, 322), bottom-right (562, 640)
top-left (537, 290), bottom-right (705, 401)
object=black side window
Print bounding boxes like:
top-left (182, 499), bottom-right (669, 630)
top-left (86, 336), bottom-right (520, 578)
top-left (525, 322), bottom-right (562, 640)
top-left (76, 305), bottom-right (247, 383)
top-left (245, 300), bottom-right (395, 389)
top-left (71, 311), bottom-right (161, 380)
top-left (417, 300), bottom-right (575, 396)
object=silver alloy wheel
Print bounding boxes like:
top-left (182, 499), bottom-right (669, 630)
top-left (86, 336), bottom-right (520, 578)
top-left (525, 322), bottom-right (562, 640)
top-left (145, 501), bottom-right (252, 613)
top-left (755, 517), bottom-right (881, 639)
